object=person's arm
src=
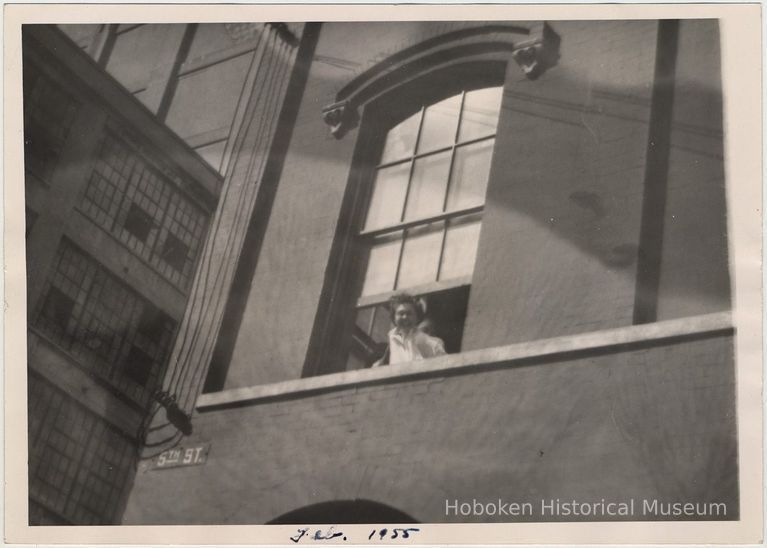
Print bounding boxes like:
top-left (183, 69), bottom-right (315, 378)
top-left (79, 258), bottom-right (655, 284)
top-left (422, 332), bottom-right (446, 357)
top-left (372, 344), bottom-right (390, 367)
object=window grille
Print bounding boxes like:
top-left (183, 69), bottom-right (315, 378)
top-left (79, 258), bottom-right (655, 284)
top-left (349, 86), bottom-right (502, 367)
top-left (28, 372), bottom-right (136, 525)
top-left (359, 86), bottom-right (502, 298)
top-left (23, 62), bottom-right (80, 183)
top-left (33, 239), bottom-right (176, 403)
top-left (81, 132), bottom-right (208, 289)
top-left (155, 193), bottom-right (204, 285)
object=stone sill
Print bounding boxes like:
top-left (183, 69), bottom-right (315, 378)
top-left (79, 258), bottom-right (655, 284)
top-left (196, 311), bottom-right (733, 411)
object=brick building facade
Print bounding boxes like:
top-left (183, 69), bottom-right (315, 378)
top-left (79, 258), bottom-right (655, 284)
top-left (123, 19), bottom-right (736, 524)
top-left (24, 18), bottom-right (736, 526)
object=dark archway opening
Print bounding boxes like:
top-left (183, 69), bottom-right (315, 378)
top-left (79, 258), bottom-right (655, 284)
top-left (267, 499), bottom-right (419, 524)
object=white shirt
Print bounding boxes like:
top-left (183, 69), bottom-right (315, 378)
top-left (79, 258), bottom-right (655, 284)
top-left (382, 327), bottom-right (446, 365)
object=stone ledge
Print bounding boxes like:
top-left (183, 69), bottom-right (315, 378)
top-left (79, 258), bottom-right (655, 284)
top-left (196, 311), bottom-right (733, 411)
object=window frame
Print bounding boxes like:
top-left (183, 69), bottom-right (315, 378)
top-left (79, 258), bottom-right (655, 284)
top-left (31, 238), bottom-right (178, 406)
top-left (79, 128), bottom-right (210, 290)
top-left (304, 61), bottom-right (507, 378)
top-left (357, 85), bottom-right (502, 303)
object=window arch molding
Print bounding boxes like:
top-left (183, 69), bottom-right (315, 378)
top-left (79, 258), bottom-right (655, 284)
top-left (321, 22), bottom-right (560, 138)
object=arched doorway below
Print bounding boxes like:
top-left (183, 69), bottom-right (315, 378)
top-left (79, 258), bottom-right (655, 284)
top-left (267, 499), bottom-right (418, 524)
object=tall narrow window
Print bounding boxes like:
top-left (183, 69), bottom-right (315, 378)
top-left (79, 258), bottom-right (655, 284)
top-left (347, 86), bottom-right (503, 369)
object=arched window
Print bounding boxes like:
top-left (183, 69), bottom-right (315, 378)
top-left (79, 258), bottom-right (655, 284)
top-left (345, 84), bottom-right (503, 369)
top-left (308, 24), bottom-right (561, 376)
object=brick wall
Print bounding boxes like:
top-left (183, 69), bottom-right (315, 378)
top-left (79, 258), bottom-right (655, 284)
top-left (219, 20), bottom-right (726, 387)
top-left (465, 20), bottom-right (658, 348)
top-left (124, 328), bottom-right (737, 524)
top-left (657, 19), bottom-right (730, 319)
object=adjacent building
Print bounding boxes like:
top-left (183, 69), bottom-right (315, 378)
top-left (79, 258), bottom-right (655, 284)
top-left (24, 23), bottom-right (298, 524)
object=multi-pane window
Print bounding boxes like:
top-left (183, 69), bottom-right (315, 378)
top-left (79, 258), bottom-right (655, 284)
top-left (23, 61), bottom-right (80, 183)
top-left (28, 372), bottom-right (136, 525)
top-left (32, 239), bottom-right (176, 404)
top-left (80, 132), bottom-right (208, 289)
top-left (348, 86), bottom-right (503, 368)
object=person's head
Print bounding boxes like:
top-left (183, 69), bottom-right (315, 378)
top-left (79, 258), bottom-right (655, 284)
top-left (388, 293), bottom-right (424, 332)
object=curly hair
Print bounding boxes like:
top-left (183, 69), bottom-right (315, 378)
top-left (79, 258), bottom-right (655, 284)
top-left (388, 292), bottom-right (425, 323)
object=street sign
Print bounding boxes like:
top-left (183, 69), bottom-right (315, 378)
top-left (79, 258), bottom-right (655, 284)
top-left (151, 443), bottom-right (210, 470)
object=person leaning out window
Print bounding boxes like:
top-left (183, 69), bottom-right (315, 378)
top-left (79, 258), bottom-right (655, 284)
top-left (373, 293), bottom-right (446, 367)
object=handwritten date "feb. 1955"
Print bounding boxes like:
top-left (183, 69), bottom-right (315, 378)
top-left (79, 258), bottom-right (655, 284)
top-left (290, 526), bottom-right (420, 543)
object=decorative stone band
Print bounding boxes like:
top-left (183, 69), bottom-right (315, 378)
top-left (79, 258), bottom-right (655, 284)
top-left (321, 22), bottom-right (561, 139)
top-left (197, 311), bottom-right (734, 411)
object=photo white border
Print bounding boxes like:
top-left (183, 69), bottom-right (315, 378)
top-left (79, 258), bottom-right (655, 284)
top-left (3, 3), bottom-right (762, 545)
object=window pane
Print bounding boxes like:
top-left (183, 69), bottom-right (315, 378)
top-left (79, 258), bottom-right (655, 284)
top-left (355, 306), bottom-right (374, 333)
top-left (380, 112), bottom-right (420, 164)
top-left (361, 232), bottom-right (402, 296)
top-left (397, 221), bottom-right (444, 289)
top-left (165, 52), bottom-right (253, 139)
top-left (106, 25), bottom-right (185, 94)
top-left (194, 140), bottom-right (227, 172)
top-left (446, 139), bottom-right (495, 211)
top-left (440, 213), bottom-right (482, 280)
top-left (458, 87), bottom-right (503, 142)
top-left (370, 304), bottom-right (392, 342)
top-left (403, 151), bottom-right (451, 221)
top-left (364, 162), bottom-right (410, 230)
top-left (123, 203), bottom-right (154, 243)
top-left (417, 94), bottom-right (461, 154)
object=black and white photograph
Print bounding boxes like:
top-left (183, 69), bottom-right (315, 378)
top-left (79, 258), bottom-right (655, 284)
top-left (4, 3), bottom-right (763, 545)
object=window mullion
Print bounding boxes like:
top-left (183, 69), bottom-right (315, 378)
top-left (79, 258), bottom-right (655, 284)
top-left (433, 92), bottom-right (464, 283)
top-left (454, 90), bottom-right (466, 143)
top-left (377, 144), bottom-right (454, 169)
top-left (359, 204), bottom-right (484, 238)
top-left (366, 305), bottom-right (377, 336)
top-left (435, 222), bottom-right (449, 283)
top-left (398, 105), bottom-right (426, 224)
top-left (392, 105), bottom-right (426, 292)
top-left (153, 173), bottom-right (175, 266)
top-left (441, 90), bottom-right (466, 215)
top-left (108, 139), bottom-right (134, 235)
top-left (391, 230), bottom-right (407, 292)
top-left (441, 145), bottom-right (459, 215)
top-left (453, 133), bottom-right (496, 150)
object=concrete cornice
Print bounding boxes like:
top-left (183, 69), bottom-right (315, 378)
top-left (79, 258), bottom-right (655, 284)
top-left (197, 311), bottom-right (734, 411)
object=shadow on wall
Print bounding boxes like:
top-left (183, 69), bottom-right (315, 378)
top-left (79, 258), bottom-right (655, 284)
top-left (274, 64), bottom-right (729, 312)
top-left (485, 81), bottom-right (728, 297)
top-left (267, 499), bottom-right (419, 524)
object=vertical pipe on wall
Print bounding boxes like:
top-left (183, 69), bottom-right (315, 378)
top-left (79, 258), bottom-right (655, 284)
top-left (202, 23), bottom-right (322, 392)
top-left (94, 24), bottom-right (119, 67)
top-left (156, 24), bottom-right (198, 122)
top-left (632, 19), bottom-right (680, 324)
